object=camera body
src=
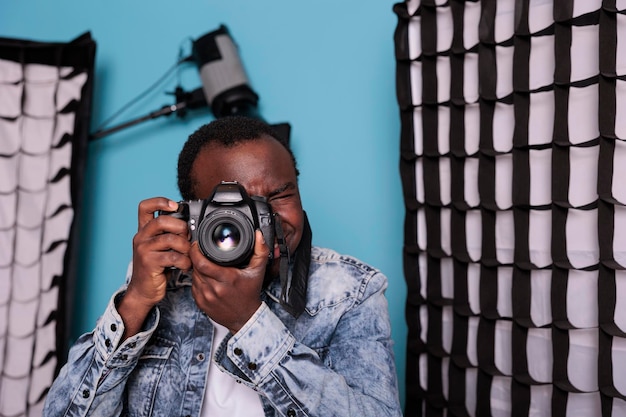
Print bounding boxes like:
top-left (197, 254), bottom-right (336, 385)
top-left (163, 181), bottom-right (275, 267)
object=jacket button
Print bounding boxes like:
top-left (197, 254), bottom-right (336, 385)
top-left (247, 362), bottom-right (257, 370)
top-left (105, 339), bottom-right (111, 347)
top-left (197, 353), bottom-right (205, 361)
top-left (82, 389), bottom-right (90, 398)
top-left (110, 323), bottom-right (117, 332)
top-left (287, 408), bottom-right (296, 416)
top-left (234, 347), bottom-right (243, 356)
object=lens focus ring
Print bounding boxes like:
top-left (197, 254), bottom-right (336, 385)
top-left (196, 209), bottom-right (255, 266)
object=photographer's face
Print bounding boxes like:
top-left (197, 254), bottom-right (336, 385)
top-left (190, 135), bottom-right (304, 277)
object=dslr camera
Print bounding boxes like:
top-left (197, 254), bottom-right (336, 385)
top-left (162, 181), bottom-right (275, 267)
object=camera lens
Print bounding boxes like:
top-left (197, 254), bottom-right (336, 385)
top-left (197, 209), bottom-right (255, 266)
top-left (212, 223), bottom-right (241, 252)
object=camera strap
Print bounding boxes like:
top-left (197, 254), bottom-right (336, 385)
top-left (274, 211), bottom-right (311, 318)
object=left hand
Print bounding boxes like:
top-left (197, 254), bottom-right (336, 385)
top-left (190, 230), bottom-right (270, 333)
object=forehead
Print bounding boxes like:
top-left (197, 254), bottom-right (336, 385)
top-left (191, 136), bottom-right (297, 198)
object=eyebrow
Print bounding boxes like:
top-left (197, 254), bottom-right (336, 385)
top-left (268, 182), bottom-right (297, 198)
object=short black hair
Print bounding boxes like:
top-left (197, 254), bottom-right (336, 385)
top-left (177, 116), bottom-right (299, 200)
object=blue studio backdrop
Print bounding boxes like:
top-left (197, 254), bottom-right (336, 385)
top-left (1, 0), bottom-right (407, 406)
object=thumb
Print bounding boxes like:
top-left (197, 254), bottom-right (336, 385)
top-left (247, 229), bottom-right (271, 269)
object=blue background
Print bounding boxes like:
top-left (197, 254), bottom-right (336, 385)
top-left (1, 0), bottom-right (407, 406)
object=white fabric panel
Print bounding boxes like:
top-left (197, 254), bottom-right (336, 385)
top-left (530, 269), bottom-right (552, 327)
top-left (616, 13), bottom-right (626, 75)
top-left (612, 336), bottom-right (626, 396)
top-left (490, 376), bottom-right (512, 416)
top-left (440, 157), bottom-right (451, 205)
top-left (0, 193), bottom-right (17, 228)
top-left (13, 263), bottom-right (41, 301)
top-left (441, 257), bottom-right (454, 300)
top-left (464, 157), bottom-right (480, 207)
top-left (494, 0), bottom-right (516, 43)
top-left (494, 320), bottom-right (512, 375)
top-left (0, 118), bottom-right (20, 154)
top-left (528, 385), bottom-right (552, 417)
top-left (417, 207), bottom-right (427, 250)
top-left (614, 206), bottom-right (626, 267)
top-left (436, 5), bottom-right (453, 53)
top-left (528, 0), bottom-right (553, 33)
top-left (496, 267), bottom-right (513, 318)
top-left (495, 45), bottom-right (514, 98)
top-left (565, 208), bottom-right (599, 269)
top-left (528, 91), bottom-right (555, 146)
top-left (0, 155), bottom-right (19, 192)
top-left (565, 392), bottom-right (601, 416)
top-left (613, 270), bottom-right (626, 332)
top-left (408, 18), bottom-right (421, 60)
top-left (464, 53), bottom-right (480, 103)
top-left (410, 61), bottom-right (423, 106)
top-left (440, 207), bottom-right (452, 256)
top-left (413, 108), bottom-right (424, 156)
top-left (465, 210), bottom-right (482, 262)
top-left (567, 329), bottom-right (598, 392)
top-left (612, 140), bottom-right (626, 204)
top-left (438, 107), bottom-right (450, 154)
top-left (494, 155), bottom-right (513, 210)
top-left (568, 85), bottom-right (599, 145)
top-left (466, 316), bottom-right (479, 366)
top-left (0, 82), bottom-right (23, 118)
top-left (464, 102), bottom-right (480, 154)
top-left (527, 328), bottom-right (553, 383)
top-left (528, 149), bottom-right (552, 206)
top-left (568, 145), bottom-right (599, 207)
top-left (463, 2), bottom-right (480, 50)
top-left (565, 270), bottom-right (598, 329)
top-left (570, 24), bottom-right (599, 82)
top-left (527, 210), bottom-right (552, 268)
top-left (467, 264), bottom-right (481, 315)
top-left (465, 368), bottom-right (478, 417)
top-left (436, 56), bottom-right (451, 103)
top-left (529, 35), bottom-right (555, 90)
top-left (442, 306), bottom-right (453, 353)
top-left (492, 102), bottom-right (514, 153)
top-left (495, 211), bottom-right (514, 263)
top-left (419, 253), bottom-right (427, 300)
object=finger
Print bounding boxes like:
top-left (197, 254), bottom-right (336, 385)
top-left (137, 197), bottom-right (178, 230)
top-left (189, 242), bottom-right (218, 276)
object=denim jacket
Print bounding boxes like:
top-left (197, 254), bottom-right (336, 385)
top-left (43, 247), bottom-right (402, 417)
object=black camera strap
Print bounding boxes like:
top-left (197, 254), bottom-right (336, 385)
top-left (274, 212), bottom-right (311, 318)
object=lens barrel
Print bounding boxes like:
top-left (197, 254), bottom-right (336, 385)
top-left (196, 208), bottom-right (255, 266)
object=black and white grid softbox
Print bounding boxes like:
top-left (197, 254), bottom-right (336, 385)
top-left (0, 33), bottom-right (95, 416)
top-left (395, 1), bottom-right (626, 415)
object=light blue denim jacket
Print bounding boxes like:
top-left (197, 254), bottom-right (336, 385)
top-left (43, 247), bottom-right (402, 417)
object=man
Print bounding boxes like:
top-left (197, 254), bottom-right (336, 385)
top-left (44, 116), bottom-right (402, 416)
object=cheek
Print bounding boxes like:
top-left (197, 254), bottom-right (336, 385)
top-left (274, 209), bottom-right (304, 250)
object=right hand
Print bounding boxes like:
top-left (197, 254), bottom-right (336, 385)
top-left (119, 198), bottom-right (192, 335)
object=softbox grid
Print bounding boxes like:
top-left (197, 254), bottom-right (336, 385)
top-left (0, 34), bottom-right (95, 417)
top-left (394, 1), bottom-right (626, 416)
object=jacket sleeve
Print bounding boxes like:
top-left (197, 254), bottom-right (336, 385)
top-left (43, 288), bottom-right (159, 417)
top-left (214, 271), bottom-right (403, 417)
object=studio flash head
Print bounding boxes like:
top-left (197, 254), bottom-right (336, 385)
top-left (192, 25), bottom-right (261, 119)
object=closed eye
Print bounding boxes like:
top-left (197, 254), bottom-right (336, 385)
top-left (268, 182), bottom-right (297, 201)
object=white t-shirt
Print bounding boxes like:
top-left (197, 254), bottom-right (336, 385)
top-left (200, 319), bottom-right (265, 417)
